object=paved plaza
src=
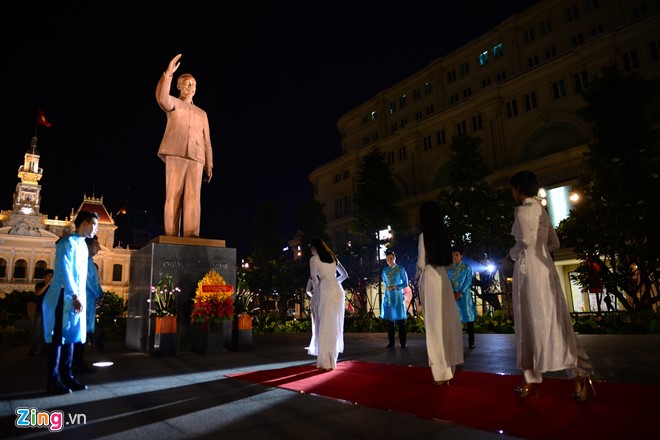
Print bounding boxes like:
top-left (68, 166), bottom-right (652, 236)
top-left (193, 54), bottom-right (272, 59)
top-left (2, 332), bottom-right (659, 439)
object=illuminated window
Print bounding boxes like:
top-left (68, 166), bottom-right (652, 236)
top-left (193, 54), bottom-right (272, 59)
top-left (478, 50), bottom-right (489, 67)
top-left (388, 102), bottom-right (396, 114)
top-left (424, 82), bottom-right (432, 95)
top-left (546, 186), bottom-right (572, 227)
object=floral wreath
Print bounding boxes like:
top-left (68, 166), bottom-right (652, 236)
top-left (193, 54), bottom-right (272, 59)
top-left (190, 269), bottom-right (234, 324)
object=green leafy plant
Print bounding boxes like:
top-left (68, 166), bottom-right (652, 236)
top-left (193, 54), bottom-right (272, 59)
top-left (96, 291), bottom-right (127, 342)
top-left (148, 273), bottom-right (179, 318)
top-left (234, 272), bottom-right (260, 316)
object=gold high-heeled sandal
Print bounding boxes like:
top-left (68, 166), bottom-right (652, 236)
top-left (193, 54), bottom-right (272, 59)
top-left (514, 381), bottom-right (538, 398)
top-left (433, 380), bottom-right (449, 386)
top-left (572, 374), bottom-right (596, 402)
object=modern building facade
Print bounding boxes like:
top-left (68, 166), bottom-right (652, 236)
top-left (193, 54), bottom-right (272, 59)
top-left (309, 0), bottom-right (660, 313)
top-left (0, 137), bottom-right (133, 299)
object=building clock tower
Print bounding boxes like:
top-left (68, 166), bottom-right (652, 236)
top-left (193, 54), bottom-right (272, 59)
top-left (14, 136), bottom-right (43, 215)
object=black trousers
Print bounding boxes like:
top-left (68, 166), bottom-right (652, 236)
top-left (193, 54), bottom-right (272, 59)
top-left (387, 320), bottom-right (407, 345)
top-left (46, 288), bottom-right (74, 382)
top-left (466, 321), bottom-right (475, 346)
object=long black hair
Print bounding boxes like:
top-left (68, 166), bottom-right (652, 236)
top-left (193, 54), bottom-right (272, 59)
top-left (418, 201), bottom-right (452, 267)
top-left (309, 238), bottom-right (337, 264)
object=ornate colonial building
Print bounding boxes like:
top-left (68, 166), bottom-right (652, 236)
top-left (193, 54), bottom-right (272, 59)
top-left (0, 137), bottom-right (133, 299)
top-left (309, 0), bottom-right (660, 313)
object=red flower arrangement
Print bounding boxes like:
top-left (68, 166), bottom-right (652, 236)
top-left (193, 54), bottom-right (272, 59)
top-left (190, 269), bottom-right (234, 324)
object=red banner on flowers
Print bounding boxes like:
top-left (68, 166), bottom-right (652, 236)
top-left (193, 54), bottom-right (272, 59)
top-left (202, 285), bottom-right (234, 293)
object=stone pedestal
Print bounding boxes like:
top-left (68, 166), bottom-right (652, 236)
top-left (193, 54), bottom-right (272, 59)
top-left (205, 321), bottom-right (229, 355)
top-left (191, 320), bottom-right (231, 354)
top-left (230, 314), bottom-right (253, 351)
top-left (125, 236), bottom-right (236, 353)
top-left (153, 316), bottom-right (177, 356)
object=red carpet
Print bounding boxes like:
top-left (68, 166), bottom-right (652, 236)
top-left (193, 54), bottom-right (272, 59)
top-left (228, 361), bottom-right (658, 439)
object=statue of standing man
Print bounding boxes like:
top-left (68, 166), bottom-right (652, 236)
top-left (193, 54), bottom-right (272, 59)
top-left (156, 54), bottom-right (213, 238)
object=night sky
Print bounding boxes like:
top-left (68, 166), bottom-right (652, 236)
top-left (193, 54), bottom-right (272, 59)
top-left (2, 1), bottom-right (539, 260)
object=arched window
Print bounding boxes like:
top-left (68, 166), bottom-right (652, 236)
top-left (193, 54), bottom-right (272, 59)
top-left (0, 258), bottom-right (7, 279)
top-left (13, 259), bottom-right (28, 280)
top-left (112, 264), bottom-right (123, 282)
top-left (34, 260), bottom-right (48, 280)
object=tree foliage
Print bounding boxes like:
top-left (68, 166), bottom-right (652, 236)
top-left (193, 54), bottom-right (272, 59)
top-left (298, 198), bottom-right (330, 256)
top-left (341, 147), bottom-right (405, 314)
top-left (436, 134), bottom-right (515, 311)
top-left (558, 67), bottom-right (660, 314)
top-left (446, 134), bottom-right (493, 183)
top-left (351, 147), bottom-right (405, 237)
top-left (250, 199), bottom-right (283, 268)
top-left (244, 258), bottom-right (307, 319)
top-left (437, 134), bottom-right (514, 265)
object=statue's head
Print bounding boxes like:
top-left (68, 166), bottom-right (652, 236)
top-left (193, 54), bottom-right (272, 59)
top-left (177, 74), bottom-right (197, 99)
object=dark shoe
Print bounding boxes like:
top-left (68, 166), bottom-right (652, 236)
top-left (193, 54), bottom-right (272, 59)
top-left (47, 379), bottom-right (72, 395)
top-left (27, 350), bottom-right (37, 356)
top-left (514, 381), bottom-right (539, 398)
top-left (401, 343), bottom-right (407, 348)
top-left (386, 343), bottom-right (394, 349)
top-left (469, 344), bottom-right (475, 349)
top-left (63, 376), bottom-right (88, 391)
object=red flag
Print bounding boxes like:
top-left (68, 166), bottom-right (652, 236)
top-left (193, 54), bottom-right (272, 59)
top-left (37, 108), bottom-right (52, 127)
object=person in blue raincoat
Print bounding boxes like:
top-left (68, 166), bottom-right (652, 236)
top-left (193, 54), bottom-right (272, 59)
top-left (42, 211), bottom-right (99, 394)
top-left (448, 246), bottom-right (476, 349)
top-left (381, 250), bottom-right (409, 349)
